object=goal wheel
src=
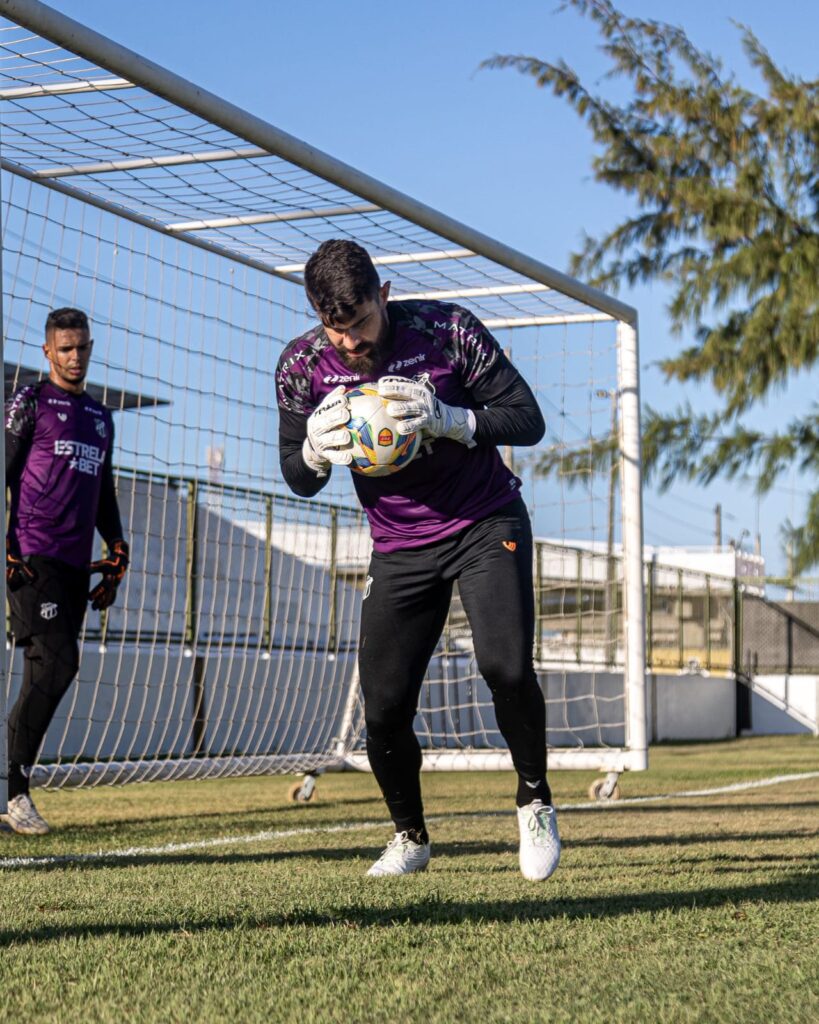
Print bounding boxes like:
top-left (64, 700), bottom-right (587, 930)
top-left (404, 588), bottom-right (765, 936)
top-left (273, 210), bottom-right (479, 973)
top-left (588, 777), bottom-right (621, 801)
top-left (287, 777), bottom-right (317, 803)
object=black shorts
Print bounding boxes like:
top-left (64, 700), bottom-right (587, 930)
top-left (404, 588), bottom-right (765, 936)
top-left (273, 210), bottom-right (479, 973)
top-left (8, 554), bottom-right (89, 645)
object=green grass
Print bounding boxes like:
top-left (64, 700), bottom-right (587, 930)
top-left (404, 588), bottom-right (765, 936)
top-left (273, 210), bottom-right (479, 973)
top-left (1, 736), bottom-right (818, 1023)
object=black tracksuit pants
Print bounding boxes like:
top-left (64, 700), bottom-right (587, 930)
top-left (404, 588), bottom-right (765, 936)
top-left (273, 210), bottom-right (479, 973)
top-left (7, 555), bottom-right (87, 798)
top-left (358, 498), bottom-right (549, 833)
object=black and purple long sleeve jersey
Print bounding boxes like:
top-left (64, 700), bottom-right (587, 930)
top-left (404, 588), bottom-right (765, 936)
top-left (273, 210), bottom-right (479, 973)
top-left (276, 300), bottom-right (545, 553)
top-left (5, 379), bottom-right (124, 568)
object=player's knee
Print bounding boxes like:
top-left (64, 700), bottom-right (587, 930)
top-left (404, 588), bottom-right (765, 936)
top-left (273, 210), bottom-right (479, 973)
top-left (364, 703), bottom-right (414, 738)
top-left (28, 633), bottom-right (80, 688)
top-left (478, 651), bottom-right (531, 698)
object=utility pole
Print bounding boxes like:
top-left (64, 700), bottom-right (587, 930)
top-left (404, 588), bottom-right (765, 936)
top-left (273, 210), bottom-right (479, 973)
top-left (714, 503), bottom-right (722, 548)
top-left (786, 540), bottom-right (795, 603)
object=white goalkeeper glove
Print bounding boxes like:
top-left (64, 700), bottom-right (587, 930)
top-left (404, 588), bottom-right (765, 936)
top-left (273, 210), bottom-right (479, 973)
top-left (378, 376), bottom-right (476, 448)
top-left (302, 384), bottom-right (352, 476)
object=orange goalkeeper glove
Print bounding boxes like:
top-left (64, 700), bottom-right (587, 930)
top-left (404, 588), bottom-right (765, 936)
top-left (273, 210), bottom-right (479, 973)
top-left (89, 539), bottom-right (129, 611)
top-left (6, 539), bottom-right (37, 593)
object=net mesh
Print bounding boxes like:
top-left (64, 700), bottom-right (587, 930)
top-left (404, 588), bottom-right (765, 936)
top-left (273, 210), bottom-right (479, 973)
top-left (0, 10), bottom-right (643, 787)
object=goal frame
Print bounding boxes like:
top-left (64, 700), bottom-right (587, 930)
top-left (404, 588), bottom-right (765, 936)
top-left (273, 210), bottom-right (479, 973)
top-left (0, 0), bottom-right (647, 809)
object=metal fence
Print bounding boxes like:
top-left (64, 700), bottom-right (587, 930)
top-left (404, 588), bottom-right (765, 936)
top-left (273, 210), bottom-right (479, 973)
top-left (13, 465), bottom-right (818, 681)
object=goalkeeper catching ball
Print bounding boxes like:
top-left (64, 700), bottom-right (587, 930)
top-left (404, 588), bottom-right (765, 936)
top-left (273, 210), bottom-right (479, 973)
top-left (276, 241), bottom-right (560, 881)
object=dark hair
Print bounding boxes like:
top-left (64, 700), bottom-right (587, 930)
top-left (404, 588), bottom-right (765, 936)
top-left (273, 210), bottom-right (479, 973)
top-left (304, 240), bottom-right (381, 324)
top-left (45, 307), bottom-right (90, 338)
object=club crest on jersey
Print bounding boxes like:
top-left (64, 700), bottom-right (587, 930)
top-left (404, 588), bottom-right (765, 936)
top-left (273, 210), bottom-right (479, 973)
top-left (96, 419), bottom-right (107, 438)
top-left (39, 602), bottom-right (59, 620)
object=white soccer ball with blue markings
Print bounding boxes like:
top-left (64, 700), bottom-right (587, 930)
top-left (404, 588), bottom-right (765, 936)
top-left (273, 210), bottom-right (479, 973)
top-left (345, 384), bottom-right (421, 477)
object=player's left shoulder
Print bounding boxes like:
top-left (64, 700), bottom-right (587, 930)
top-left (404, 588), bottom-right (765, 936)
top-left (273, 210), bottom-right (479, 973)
top-left (400, 299), bottom-right (491, 345)
top-left (80, 393), bottom-right (114, 437)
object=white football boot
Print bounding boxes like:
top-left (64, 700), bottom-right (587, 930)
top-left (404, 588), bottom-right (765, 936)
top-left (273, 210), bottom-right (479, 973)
top-left (367, 831), bottom-right (431, 877)
top-left (517, 800), bottom-right (560, 881)
top-left (2, 793), bottom-right (50, 836)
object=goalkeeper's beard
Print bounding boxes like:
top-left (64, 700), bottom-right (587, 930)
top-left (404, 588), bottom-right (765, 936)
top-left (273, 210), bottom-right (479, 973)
top-left (338, 344), bottom-right (381, 374)
top-left (336, 314), bottom-right (391, 375)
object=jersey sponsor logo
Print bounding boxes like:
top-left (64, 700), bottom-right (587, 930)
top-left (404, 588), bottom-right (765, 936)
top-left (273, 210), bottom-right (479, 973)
top-left (57, 412), bottom-right (68, 422)
top-left (53, 439), bottom-right (105, 477)
top-left (386, 352), bottom-right (427, 374)
top-left (323, 373), bottom-right (361, 384)
top-left (39, 601), bottom-right (59, 620)
top-left (434, 320), bottom-right (478, 345)
top-left (5, 388), bottom-right (35, 431)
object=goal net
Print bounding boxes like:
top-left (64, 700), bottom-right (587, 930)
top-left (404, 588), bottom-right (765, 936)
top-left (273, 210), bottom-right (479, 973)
top-left (0, 1), bottom-right (646, 794)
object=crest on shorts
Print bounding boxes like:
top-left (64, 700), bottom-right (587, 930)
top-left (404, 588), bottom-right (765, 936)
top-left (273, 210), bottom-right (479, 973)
top-left (39, 602), bottom-right (59, 620)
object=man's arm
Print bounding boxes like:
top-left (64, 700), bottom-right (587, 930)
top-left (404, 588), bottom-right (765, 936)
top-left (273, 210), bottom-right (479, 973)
top-left (5, 388), bottom-right (36, 488)
top-left (468, 350), bottom-right (545, 448)
top-left (381, 351), bottom-right (545, 451)
top-left (95, 441), bottom-right (125, 546)
top-left (90, 427), bottom-right (129, 611)
top-left (279, 408), bottom-right (332, 498)
top-left (5, 388), bottom-right (38, 587)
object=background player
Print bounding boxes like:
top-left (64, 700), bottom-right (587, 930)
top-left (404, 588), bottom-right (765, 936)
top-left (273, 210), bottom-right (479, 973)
top-left (276, 240), bottom-right (560, 880)
top-left (3, 308), bottom-right (129, 835)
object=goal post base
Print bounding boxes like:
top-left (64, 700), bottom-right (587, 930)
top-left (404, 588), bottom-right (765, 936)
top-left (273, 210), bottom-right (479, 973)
top-left (342, 747), bottom-right (648, 774)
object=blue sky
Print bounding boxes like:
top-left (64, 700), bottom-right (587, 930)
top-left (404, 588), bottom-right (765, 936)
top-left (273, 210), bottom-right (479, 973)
top-left (49, 0), bottom-right (819, 573)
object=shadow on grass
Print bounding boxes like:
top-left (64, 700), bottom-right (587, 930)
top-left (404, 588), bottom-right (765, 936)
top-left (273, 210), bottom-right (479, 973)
top-left (1, 870), bottom-right (818, 948)
top-left (560, 799), bottom-right (819, 815)
top-left (42, 794), bottom-right (385, 832)
top-left (21, 796), bottom-right (819, 837)
top-left (3, 825), bottom-right (817, 875)
top-left (567, 827), bottom-right (819, 849)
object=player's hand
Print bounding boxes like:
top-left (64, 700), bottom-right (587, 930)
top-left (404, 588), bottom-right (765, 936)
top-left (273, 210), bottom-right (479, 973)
top-left (6, 541), bottom-right (37, 592)
top-left (378, 376), bottom-right (476, 448)
top-left (89, 538), bottom-right (129, 611)
top-left (303, 384), bottom-right (352, 475)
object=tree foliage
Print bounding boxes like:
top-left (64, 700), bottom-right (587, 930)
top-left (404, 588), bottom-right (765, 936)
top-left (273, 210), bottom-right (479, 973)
top-left (484, 0), bottom-right (819, 569)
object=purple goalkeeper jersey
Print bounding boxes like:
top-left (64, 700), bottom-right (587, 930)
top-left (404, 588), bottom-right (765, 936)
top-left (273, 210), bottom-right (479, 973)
top-left (5, 380), bottom-right (116, 568)
top-left (277, 300), bottom-right (524, 552)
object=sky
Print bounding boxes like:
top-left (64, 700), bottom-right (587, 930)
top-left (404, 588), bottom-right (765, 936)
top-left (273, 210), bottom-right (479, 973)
top-left (43, 0), bottom-right (819, 574)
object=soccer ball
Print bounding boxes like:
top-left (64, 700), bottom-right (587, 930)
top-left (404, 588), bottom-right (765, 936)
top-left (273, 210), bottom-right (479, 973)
top-left (345, 384), bottom-right (421, 477)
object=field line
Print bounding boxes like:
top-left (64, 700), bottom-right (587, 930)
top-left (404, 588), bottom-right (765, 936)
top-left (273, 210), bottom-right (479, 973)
top-left (1, 769), bottom-right (817, 871)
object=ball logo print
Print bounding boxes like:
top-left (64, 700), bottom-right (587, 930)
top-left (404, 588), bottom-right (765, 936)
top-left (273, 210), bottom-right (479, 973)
top-left (344, 384), bottom-right (420, 477)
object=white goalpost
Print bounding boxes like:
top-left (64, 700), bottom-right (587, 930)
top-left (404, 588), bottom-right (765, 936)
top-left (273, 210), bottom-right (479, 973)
top-left (0, 0), bottom-right (646, 808)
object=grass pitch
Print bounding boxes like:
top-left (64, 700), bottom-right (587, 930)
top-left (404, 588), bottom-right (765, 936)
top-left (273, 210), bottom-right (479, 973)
top-left (1, 735), bottom-right (817, 1024)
